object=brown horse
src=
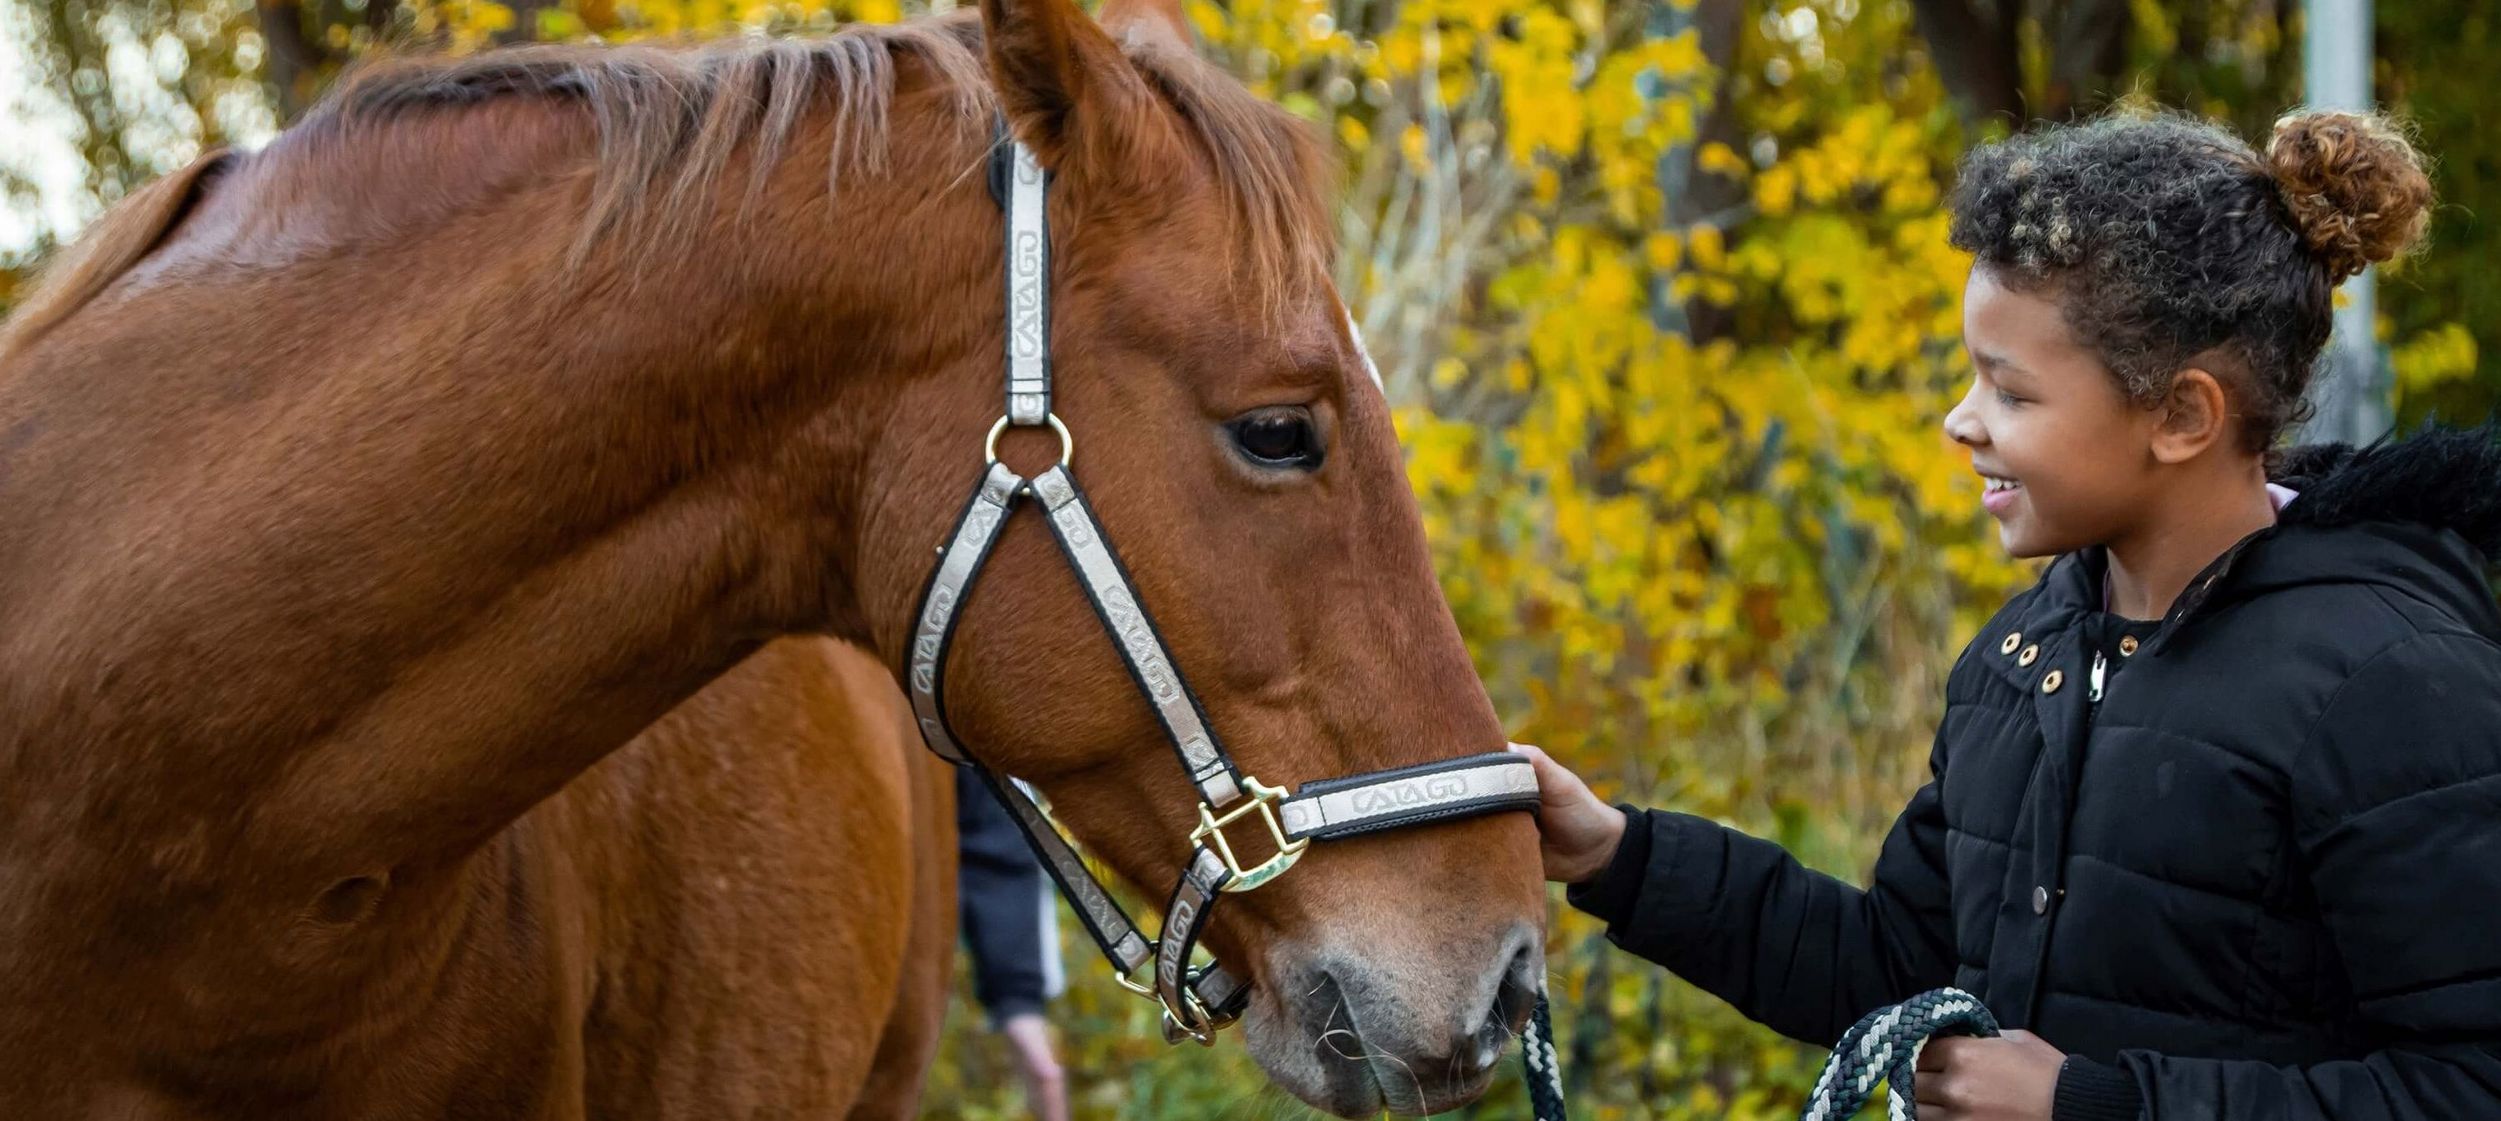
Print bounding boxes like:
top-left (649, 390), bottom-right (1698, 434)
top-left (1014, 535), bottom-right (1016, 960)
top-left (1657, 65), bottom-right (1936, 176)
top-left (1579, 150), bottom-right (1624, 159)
top-left (0, 0), bottom-right (1548, 1113)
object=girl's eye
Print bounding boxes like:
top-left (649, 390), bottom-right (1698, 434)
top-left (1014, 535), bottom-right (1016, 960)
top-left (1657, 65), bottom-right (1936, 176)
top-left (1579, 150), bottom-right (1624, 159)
top-left (1995, 390), bottom-right (2026, 407)
top-left (1227, 408), bottom-right (1325, 471)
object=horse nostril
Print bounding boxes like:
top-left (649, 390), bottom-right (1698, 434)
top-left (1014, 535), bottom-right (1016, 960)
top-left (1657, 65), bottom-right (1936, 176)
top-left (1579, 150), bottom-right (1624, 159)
top-left (1448, 935), bottom-right (1541, 1081)
top-left (1487, 936), bottom-right (1543, 1065)
top-left (1498, 936), bottom-right (1540, 1022)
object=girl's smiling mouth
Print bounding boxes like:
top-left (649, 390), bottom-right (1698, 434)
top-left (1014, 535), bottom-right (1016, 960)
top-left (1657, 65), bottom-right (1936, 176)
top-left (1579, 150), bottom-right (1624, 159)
top-left (1980, 472), bottom-right (2023, 515)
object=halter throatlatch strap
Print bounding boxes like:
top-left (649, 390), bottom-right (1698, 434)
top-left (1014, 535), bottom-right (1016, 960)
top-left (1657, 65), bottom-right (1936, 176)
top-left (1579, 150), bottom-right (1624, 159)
top-left (906, 133), bottom-right (1545, 1055)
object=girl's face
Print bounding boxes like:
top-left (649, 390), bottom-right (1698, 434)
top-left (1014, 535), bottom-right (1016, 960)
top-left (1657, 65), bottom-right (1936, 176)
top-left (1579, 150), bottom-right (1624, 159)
top-left (1943, 266), bottom-right (2165, 558)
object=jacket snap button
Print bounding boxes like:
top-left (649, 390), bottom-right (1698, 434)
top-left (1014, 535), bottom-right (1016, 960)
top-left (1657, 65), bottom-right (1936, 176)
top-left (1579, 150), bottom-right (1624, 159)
top-left (2032, 885), bottom-right (2051, 914)
top-left (2017, 644), bottom-right (2040, 667)
top-left (2000, 632), bottom-right (2022, 655)
top-left (2041, 670), bottom-right (2064, 694)
top-left (2118, 635), bottom-right (2140, 657)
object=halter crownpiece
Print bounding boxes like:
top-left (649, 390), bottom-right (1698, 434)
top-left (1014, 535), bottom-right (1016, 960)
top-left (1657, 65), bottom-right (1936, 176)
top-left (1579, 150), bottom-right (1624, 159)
top-left (905, 123), bottom-right (1544, 1048)
top-left (1000, 138), bottom-right (1052, 426)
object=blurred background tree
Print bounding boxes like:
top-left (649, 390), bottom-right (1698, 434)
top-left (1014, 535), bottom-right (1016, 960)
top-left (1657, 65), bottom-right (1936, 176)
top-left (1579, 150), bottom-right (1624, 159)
top-left (2, 0), bottom-right (2489, 1116)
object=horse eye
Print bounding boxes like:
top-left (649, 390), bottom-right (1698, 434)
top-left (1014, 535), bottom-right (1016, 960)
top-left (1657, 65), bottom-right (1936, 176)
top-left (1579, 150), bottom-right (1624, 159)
top-left (1228, 409), bottom-right (1323, 470)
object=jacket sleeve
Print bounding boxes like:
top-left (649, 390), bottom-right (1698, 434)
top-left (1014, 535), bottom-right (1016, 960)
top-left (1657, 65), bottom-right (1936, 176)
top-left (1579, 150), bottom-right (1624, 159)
top-left (1565, 723), bottom-right (1960, 1047)
top-left (2112, 632), bottom-right (2501, 1120)
top-left (955, 768), bottom-right (1055, 1026)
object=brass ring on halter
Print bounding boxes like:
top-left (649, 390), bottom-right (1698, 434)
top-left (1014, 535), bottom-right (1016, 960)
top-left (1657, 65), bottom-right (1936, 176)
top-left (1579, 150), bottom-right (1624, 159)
top-left (985, 413), bottom-right (1073, 467)
top-left (1117, 955), bottom-right (1222, 1045)
top-left (1161, 999), bottom-right (1220, 1047)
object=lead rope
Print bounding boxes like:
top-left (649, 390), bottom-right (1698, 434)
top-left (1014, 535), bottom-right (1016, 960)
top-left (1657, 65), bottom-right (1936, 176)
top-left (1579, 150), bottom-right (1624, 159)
top-left (1523, 984), bottom-right (1567, 1120)
top-left (1798, 987), bottom-right (1998, 1121)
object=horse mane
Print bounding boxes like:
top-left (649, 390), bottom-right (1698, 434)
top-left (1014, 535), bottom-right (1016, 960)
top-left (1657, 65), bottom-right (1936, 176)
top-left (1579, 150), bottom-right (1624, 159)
top-left (297, 10), bottom-right (1334, 302)
top-left (1, 12), bottom-right (1335, 355)
top-left (302, 17), bottom-right (995, 249)
top-left (0, 150), bottom-right (232, 362)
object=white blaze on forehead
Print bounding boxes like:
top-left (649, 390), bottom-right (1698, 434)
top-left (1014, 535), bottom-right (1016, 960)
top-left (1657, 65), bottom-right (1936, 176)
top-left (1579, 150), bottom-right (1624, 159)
top-left (1343, 306), bottom-right (1383, 392)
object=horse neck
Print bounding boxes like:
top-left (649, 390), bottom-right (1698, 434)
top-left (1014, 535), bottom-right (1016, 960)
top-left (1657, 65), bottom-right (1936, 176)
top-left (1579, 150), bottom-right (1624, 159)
top-left (0, 99), bottom-right (999, 876)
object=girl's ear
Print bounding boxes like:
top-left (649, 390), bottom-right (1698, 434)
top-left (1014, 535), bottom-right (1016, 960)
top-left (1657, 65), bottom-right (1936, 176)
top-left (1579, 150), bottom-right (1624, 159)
top-left (2151, 366), bottom-right (2233, 464)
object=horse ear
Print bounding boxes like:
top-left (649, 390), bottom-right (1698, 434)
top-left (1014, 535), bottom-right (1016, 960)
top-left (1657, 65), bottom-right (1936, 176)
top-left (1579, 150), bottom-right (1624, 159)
top-left (977, 0), bottom-right (1138, 161)
top-left (1097, 0), bottom-right (1195, 55)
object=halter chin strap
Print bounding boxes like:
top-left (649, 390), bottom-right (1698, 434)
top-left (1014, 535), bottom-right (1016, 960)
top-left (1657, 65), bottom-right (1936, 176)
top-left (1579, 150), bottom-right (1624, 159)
top-left (907, 127), bottom-right (1540, 1046)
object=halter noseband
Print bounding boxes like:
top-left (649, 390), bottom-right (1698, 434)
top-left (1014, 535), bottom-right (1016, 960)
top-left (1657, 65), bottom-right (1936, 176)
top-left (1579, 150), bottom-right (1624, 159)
top-left (904, 127), bottom-right (1541, 1045)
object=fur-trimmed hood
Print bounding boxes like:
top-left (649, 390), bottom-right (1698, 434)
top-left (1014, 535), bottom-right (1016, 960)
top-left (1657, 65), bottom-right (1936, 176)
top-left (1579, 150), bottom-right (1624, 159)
top-left (2271, 423), bottom-right (2501, 558)
top-left (2054, 424), bottom-right (2501, 655)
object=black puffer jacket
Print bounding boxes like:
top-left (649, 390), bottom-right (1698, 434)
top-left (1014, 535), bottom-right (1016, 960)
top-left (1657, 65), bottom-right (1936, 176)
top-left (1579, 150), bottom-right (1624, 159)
top-left (1570, 429), bottom-right (2501, 1121)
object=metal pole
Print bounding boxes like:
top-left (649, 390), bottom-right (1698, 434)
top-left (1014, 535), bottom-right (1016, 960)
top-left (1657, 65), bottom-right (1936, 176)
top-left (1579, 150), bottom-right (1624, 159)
top-left (2303, 0), bottom-right (2386, 445)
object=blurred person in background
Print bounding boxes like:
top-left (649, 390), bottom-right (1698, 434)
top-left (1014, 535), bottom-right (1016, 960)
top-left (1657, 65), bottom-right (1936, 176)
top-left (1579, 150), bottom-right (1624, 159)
top-left (957, 769), bottom-right (1070, 1121)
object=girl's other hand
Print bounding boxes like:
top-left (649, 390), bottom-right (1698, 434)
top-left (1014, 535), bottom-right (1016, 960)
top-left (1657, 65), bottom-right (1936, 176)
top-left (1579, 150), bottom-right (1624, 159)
top-left (1911, 1030), bottom-right (2065, 1121)
top-left (1507, 742), bottom-right (1629, 884)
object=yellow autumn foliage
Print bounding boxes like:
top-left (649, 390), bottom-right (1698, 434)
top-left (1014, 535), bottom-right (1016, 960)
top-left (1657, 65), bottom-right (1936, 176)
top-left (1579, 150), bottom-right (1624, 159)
top-left (8, 0), bottom-right (2495, 1113)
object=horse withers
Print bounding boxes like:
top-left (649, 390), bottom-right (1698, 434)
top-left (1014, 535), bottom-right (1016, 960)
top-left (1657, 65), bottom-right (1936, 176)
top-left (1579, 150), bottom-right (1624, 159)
top-left (0, 0), bottom-right (1546, 1113)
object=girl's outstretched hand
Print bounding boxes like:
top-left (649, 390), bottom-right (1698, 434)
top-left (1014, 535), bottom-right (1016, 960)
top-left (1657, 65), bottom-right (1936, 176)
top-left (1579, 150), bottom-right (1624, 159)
top-left (1507, 742), bottom-right (1629, 884)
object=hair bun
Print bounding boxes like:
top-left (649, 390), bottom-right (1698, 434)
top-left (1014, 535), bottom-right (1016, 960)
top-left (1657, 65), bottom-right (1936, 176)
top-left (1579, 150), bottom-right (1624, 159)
top-left (2265, 110), bottom-right (2434, 281)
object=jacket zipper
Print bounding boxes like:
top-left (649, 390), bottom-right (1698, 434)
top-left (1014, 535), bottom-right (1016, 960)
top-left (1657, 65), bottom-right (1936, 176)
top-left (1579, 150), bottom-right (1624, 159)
top-left (2030, 646), bottom-right (2109, 1022)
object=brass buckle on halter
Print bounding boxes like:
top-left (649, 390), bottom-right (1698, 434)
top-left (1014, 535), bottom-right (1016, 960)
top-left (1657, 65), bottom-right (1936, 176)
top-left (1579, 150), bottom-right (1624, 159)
top-left (1191, 775), bottom-right (1308, 894)
top-left (1115, 961), bottom-right (1226, 1046)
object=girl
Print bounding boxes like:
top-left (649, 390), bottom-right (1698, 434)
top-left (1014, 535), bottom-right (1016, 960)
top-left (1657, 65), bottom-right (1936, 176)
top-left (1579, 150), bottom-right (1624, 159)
top-left (1517, 109), bottom-right (2501, 1121)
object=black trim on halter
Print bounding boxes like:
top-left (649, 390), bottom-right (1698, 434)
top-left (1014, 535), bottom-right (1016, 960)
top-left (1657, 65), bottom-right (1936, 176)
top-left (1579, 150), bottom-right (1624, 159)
top-left (1287, 749), bottom-right (1527, 797)
top-left (1292, 792), bottom-right (1543, 843)
top-left (984, 115), bottom-right (1057, 207)
top-left (986, 115), bottom-right (1013, 209)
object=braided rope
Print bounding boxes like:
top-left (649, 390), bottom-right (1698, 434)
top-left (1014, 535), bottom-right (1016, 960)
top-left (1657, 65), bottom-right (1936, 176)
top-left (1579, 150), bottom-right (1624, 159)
top-left (1798, 988), bottom-right (1999, 1121)
top-left (1510, 985), bottom-right (1570, 1115)
top-left (1522, 983), bottom-right (1568, 1121)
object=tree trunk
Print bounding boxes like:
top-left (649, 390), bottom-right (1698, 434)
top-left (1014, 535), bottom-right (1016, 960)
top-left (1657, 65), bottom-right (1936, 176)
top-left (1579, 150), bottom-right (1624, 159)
top-left (2042, 0), bottom-right (2132, 120)
top-left (1906, 0), bottom-right (2027, 129)
top-left (1653, 0), bottom-right (1746, 342)
top-left (256, 0), bottom-right (333, 121)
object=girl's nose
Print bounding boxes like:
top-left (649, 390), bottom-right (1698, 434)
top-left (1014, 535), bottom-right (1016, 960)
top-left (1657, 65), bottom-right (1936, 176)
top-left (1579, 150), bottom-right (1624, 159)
top-left (1942, 384), bottom-right (1985, 447)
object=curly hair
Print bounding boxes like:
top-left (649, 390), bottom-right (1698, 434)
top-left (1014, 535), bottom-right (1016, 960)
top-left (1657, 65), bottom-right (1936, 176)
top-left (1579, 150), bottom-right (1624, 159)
top-left (1947, 109), bottom-right (2433, 451)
